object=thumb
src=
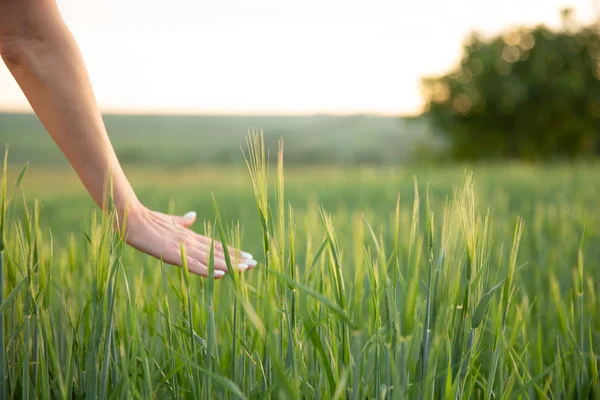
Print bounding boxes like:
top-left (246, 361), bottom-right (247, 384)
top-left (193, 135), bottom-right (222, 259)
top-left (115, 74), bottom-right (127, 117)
top-left (172, 211), bottom-right (197, 228)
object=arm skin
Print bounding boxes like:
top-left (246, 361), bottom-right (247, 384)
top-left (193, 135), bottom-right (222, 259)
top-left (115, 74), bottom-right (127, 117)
top-left (0, 0), bottom-right (256, 278)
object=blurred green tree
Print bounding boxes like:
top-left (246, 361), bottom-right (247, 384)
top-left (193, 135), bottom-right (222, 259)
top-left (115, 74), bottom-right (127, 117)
top-left (421, 9), bottom-right (600, 161)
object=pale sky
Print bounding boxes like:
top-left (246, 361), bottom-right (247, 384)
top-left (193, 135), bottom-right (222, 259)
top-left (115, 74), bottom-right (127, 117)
top-left (0, 0), bottom-right (596, 115)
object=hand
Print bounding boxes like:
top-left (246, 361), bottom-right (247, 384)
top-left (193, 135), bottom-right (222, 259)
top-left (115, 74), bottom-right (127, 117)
top-left (122, 205), bottom-right (257, 279)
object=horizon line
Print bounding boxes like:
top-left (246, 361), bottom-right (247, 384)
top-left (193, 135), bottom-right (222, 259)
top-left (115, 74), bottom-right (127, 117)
top-left (0, 107), bottom-right (424, 118)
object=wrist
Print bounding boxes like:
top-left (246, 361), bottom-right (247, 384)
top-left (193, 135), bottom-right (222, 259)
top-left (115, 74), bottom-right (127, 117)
top-left (110, 194), bottom-right (145, 235)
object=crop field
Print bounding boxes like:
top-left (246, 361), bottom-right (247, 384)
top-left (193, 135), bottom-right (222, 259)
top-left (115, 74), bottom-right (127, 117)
top-left (0, 113), bottom-right (435, 167)
top-left (0, 131), bottom-right (599, 399)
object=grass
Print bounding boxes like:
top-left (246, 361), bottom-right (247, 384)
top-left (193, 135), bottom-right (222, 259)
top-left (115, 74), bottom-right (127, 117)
top-left (0, 130), bottom-right (598, 398)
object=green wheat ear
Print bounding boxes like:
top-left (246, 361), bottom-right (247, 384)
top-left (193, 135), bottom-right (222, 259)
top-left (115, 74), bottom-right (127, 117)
top-left (0, 146), bottom-right (29, 400)
top-left (0, 147), bottom-right (7, 400)
top-left (0, 148), bottom-right (28, 252)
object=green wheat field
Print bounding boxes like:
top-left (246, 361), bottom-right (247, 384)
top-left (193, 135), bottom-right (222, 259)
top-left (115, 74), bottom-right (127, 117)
top-left (0, 129), bottom-right (599, 399)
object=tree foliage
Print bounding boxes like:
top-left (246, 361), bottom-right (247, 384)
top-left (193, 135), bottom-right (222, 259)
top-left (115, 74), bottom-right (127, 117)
top-left (422, 10), bottom-right (600, 161)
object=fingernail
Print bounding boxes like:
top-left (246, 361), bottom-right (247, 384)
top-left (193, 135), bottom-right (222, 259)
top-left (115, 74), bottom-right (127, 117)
top-left (241, 251), bottom-right (253, 259)
top-left (237, 263), bottom-right (249, 271)
top-left (246, 259), bottom-right (257, 267)
top-left (183, 211), bottom-right (196, 220)
top-left (214, 270), bottom-right (225, 277)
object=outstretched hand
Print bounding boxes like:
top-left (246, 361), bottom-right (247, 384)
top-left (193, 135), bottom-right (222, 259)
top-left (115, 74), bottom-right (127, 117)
top-left (123, 206), bottom-right (256, 279)
top-left (0, 2), bottom-right (257, 281)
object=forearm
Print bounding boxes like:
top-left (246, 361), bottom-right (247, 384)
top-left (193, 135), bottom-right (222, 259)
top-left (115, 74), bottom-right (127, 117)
top-left (0, 1), bottom-right (139, 218)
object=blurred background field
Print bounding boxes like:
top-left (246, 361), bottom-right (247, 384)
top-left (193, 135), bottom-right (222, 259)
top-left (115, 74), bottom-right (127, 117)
top-left (0, 113), bottom-right (436, 167)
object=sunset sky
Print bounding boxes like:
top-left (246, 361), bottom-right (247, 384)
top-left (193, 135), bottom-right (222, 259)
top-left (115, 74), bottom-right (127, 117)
top-left (0, 0), bottom-right (596, 116)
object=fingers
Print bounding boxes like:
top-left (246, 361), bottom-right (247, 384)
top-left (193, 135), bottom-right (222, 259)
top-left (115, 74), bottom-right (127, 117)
top-left (147, 209), bottom-right (257, 278)
top-left (179, 211), bottom-right (197, 228)
top-left (161, 210), bottom-right (197, 228)
top-left (161, 246), bottom-right (226, 280)
top-left (152, 210), bottom-right (252, 262)
top-left (179, 240), bottom-right (256, 272)
top-left (163, 237), bottom-right (256, 278)
top-left (189, 234), bottom-right (255, 266)
top-left (168, 224), bottom-right (256, 270)
top-left (186, 258), bottom-right (226, 279)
